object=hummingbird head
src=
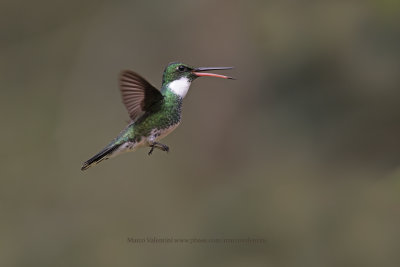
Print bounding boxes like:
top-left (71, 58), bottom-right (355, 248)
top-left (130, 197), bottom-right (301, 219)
top-left (162, 62), bottom-right (233, 98)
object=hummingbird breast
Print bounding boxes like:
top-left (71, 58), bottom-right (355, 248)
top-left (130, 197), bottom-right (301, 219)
top-left (132, 92), bottom-right (183, 143)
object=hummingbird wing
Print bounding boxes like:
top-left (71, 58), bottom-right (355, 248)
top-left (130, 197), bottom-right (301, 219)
top-left (119, 70), bottom-right (164, 121)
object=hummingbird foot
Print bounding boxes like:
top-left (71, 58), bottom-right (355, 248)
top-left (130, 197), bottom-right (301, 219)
top-left (148, 142), bottom-right (169, 155)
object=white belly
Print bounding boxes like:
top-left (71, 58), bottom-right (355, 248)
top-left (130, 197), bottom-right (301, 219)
top-left (109, 124), bottom-right (180, 158)
top-left (148, 124), bottom-right (180, 143)
top-left (109, 140), bottom-right (144, 158)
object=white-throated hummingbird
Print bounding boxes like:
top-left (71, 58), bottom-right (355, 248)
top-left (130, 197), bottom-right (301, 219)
top-left (81, 62), bottom-right (234, 171)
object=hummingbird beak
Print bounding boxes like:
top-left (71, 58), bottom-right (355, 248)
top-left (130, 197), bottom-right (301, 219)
top-left (192, 67), bottom-right (234, 79)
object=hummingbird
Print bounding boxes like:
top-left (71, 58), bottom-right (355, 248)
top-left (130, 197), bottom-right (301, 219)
top-left (81, 62), bottom-right (234, 171)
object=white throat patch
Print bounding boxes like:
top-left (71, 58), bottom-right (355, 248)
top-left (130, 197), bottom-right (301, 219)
top-left (168, 77), bottom-right (191, 98)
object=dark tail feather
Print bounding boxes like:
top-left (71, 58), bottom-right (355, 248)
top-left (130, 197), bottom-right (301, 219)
top-left (81, 144), bottom-right (121, 171)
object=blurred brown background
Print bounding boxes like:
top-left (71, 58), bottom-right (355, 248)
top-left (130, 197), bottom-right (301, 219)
top-left (1, 0), bottom-right (400, 266)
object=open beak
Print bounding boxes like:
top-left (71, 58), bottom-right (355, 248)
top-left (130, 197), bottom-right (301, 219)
top-left (192, 67), bottom-right (234, 79)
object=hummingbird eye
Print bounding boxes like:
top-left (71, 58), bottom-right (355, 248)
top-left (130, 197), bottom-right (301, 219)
top-left (178, 65), bottom-right (185, 72)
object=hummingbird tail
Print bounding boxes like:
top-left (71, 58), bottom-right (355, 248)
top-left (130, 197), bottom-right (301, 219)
top-left (81, 144), bottom-right (121, 171)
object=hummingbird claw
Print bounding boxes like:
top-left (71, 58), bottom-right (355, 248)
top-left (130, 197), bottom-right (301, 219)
top-left (160, 143), bottom-right (169, 153)
top-left (148, 142), bottom-right (169, 155)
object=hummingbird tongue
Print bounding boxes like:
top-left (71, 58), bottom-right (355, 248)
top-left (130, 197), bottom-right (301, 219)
top-left (192, 66), bottom-right (234, 79)
top-left (193, 72), bottom-right (234, 79)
